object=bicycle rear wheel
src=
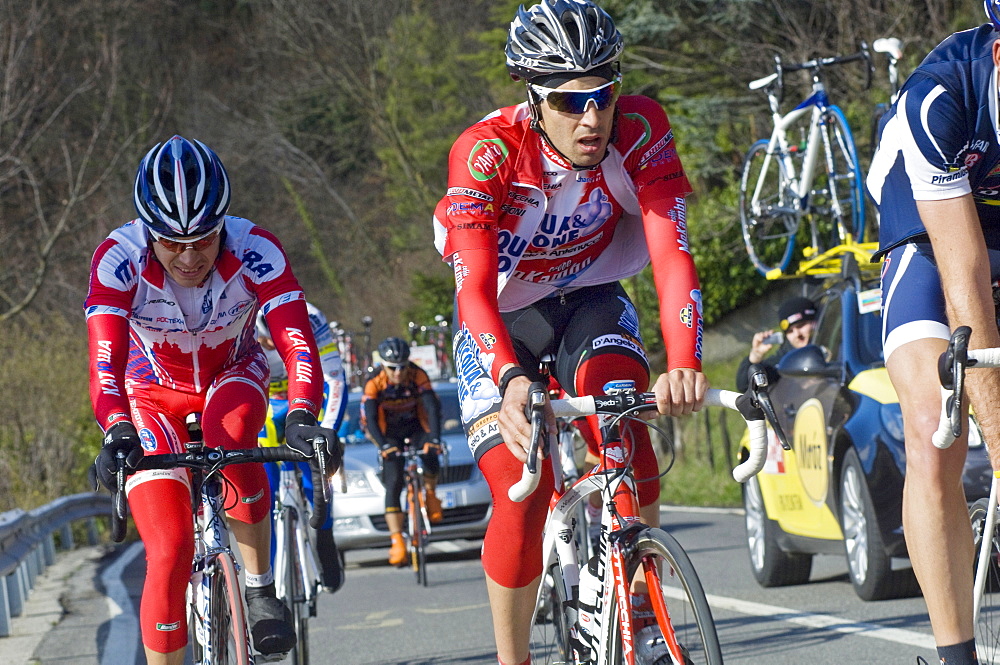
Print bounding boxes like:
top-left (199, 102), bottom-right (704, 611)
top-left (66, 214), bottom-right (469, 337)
top-left (282, 507), bottom-right (310, 665)
top-left (606, 527), bottom-right (722, 665)
top-left (205, 554), bottom-right (251, 665)
top-left (810, 106), bottom-right (866, 247)
top-left (971, 497), bottom-right (1000, 664)
top-left (739, 139), bottom-right (797, 276)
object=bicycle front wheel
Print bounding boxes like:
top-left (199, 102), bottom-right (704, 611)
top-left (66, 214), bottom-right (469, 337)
top-left (282, 507), bottom-right (310, 665)
top-left (810, 106), bottom-right (866, 247)
top-left (206, 554), bottom-right (252, 665)
top-left (739, 139), bottom-right (797, 276)
top-left (606, 527), bottom-right (723, 665)
top-left (971, 497), bottom-right (1000, 664)
top-left (530, 561), bottom-right (574, 665)
top-left (409, 475), bottom-right (429, 587)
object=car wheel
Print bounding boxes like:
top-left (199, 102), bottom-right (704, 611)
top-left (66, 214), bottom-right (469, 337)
top-left (743, 473), bottom-right (812, 586)
top-left (840, 448), bottom-right (919, 600)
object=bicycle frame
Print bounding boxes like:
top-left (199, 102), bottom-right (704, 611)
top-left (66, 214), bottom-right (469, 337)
top-left (188, 460), bottom-right (254, 664)
top-left (750, 79), bottom-right (843, 243)
top-left (535, 415), bottom-right (671, 665)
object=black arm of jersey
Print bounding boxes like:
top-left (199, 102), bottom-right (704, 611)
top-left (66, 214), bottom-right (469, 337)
top-left (422, 390), bottom-right (442, 441)
top-left (363, 399), bottom-right (389, 449)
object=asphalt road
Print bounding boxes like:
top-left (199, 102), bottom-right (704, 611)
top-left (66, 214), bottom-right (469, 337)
top-left (6, 506), bottom-right (941, 665)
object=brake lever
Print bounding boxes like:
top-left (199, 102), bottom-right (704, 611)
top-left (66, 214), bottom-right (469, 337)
top-left (747, 364), bottom-right (791, 450)
top-left (939, 326), bottom-right (972, 441)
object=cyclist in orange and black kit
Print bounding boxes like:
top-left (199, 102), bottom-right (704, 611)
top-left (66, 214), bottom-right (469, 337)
top-left (362, 337), bottom-right (444, 566)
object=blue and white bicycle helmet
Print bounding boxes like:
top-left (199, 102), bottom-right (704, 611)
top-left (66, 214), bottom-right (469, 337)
top-left (987, 0), bottom-right (1000, 30)
top-left (505, 0), bottom-right (623, 82)
top-left (133, 135), bottom-right (231, 238)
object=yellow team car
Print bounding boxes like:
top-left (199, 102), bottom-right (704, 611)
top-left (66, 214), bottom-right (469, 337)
top-left (739, 275), bottom-right (992, 601)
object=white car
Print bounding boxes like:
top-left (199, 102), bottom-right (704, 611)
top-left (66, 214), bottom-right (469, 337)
top-left (332, 380), bottom-right (492, 551)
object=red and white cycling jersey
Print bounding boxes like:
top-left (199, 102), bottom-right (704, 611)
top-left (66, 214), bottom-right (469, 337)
top-left (85, 216), bottom-right (323, 430)
top-left (433, 95), bottom-right (702, 381)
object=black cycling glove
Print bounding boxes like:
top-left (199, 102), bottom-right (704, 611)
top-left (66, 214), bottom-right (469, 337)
top-left (94, 421), bottom-right (144, 492)
top-left (285, 409), bottom-right (342, 472)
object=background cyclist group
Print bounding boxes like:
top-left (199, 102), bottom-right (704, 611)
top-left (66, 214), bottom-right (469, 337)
top-left (82, 1), bottom-right (1000, 664)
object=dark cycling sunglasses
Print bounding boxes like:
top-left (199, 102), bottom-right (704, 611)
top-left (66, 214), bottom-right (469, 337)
top-left (528, 77), bottom-right (621, 114)
top-left (384, 364), bottom-right (405, 371)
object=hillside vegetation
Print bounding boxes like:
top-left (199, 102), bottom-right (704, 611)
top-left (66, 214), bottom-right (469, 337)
top-left (0, 0), bottom-right (977, 509)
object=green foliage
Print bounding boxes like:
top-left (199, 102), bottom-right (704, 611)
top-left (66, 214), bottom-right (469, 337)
top-left (402, 269), bottom-right (456, 333)
top-left (282, 177), bottom-right (345, 298)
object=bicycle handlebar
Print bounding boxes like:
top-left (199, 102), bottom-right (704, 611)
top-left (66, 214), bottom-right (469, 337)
top-left (752, 44), bottom-right (873, 96)
top-left (932, 326), bottom-right (1000, 449)
top-left (109, 443), bottom-right (330, 542)
top-left (508, 365), bottom-right (789, 502)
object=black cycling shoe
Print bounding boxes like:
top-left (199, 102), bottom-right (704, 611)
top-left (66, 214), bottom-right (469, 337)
top-left (245, 585), bottom-right (295, 655)
top-left (317, 528), bottom-right (345, 593)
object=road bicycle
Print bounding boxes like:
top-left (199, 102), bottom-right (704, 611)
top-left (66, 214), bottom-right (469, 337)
top-left (330, 315), bottom-right (374, 389)
top-left (108, 421), bottom-right (332, 665)
top-left (932, 326), bottom-right (1000, 664)
top-left (739, 46), bottom-right (872, 278)
top-left (408, 315), bottom-right (454, 380)
top-left (272, 453), bottom-right (340, 665)
top-left (513, 367), bottom-right (786, 665)
top-left (398, 441), bottom-right (448, 586)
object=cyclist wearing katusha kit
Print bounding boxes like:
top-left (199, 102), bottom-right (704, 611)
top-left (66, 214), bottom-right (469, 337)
top-left (431, 2), bottom-right (706, 663)
top-left (85, 135), bottom-right (341, 665)
top-left (866, 6), bottom-right (1000, 665)
top-left (256, 303), bottom-right (347, 592)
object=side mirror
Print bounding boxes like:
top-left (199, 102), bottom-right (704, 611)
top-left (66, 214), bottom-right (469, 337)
top-left (776, 344), bottom-right (841, 379)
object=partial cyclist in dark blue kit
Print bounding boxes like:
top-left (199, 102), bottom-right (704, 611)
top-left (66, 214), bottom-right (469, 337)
top-left (867, 4), bottom-right (1000, 663)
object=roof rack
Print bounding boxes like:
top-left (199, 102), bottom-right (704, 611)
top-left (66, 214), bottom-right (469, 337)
top-left (764, 239), bottom-right (882, 280)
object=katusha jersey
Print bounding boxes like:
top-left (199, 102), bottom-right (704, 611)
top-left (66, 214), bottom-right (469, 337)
top-left (85, 216), bottom-right (324, 430)
top-left (432, 94), bottom-right (702, 382)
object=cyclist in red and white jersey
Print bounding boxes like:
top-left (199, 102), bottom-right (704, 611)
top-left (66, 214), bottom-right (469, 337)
top-left (85, 136), bottom-right (340, 665)
top-left (432, 2), bottom-right (706, 663)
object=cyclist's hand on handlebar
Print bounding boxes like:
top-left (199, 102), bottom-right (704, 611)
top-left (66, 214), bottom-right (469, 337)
top-left (651, 368), bottom-right (708, 418)
top-left (421, 437), bottom-right (443, 455)
top-left (285, 409), bottom-right (342, 470)
top-left (379, 444), bottom-right (401, 459)
top-left (498, 374), bottom-right (554, 463)
top-left (95, 421), bottom-right (143, 491)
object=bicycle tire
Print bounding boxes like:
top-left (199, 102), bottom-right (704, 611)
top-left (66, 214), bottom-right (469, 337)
top-left (208, 554), bottom-right (251, 665)
top-left (282, 507), bottom-right (310, 665)
top-left (971, 497), bottom-right (1000, 663)
top-left (739, 139), bottom-right (797, 276)
top-left (809, 106), bottom-right (866, 247)
top-left (605, 527), bottom-right (722, 665)
top-left (530, 561), bottom-right (574, 665)
top-left (409, 474), bottom-right (429, 587)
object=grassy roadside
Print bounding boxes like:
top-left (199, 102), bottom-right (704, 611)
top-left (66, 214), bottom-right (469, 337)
top-left (657, 353), bottom-right (749, 508)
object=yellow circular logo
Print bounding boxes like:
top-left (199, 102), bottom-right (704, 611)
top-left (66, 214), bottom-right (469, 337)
top-left (793, 398), bottom-right (829, 505)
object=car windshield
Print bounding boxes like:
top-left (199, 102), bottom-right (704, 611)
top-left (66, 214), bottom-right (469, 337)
top-left (338, 384), bottom-right (463, 445)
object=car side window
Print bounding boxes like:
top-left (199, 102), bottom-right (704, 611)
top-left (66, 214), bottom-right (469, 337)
top-left (813, 293), bottom-right (843, 364)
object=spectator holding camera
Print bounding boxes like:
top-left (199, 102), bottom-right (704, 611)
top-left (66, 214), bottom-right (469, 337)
top-left (736, 296), bottom-right (818, 392)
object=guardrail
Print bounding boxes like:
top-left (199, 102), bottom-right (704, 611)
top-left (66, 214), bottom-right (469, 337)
top-left (0, 492), bottom-right (111, 638)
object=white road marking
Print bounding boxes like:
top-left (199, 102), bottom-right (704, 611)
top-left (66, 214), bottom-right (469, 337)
top-left (101, 541), bottom-right (144, 665)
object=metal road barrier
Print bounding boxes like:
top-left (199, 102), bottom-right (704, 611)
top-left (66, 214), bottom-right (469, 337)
top-left (0, 492), bottom-right (111, 638)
